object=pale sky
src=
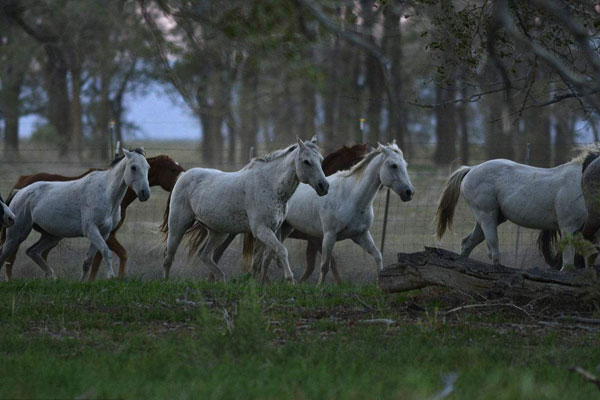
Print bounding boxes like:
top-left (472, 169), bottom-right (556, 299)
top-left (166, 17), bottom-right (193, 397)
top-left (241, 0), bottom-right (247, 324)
top-left (18, 84), bottom-right (200, 141)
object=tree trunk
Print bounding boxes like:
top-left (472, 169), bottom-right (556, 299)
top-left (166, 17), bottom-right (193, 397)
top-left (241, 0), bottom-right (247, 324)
top-left (433, 83), bottom-right (457, 165)
top-left (240, 60), bottom-right (259, 159)
top-left (383, 6), bottom-right (406, 149)
top-left (554, 112), bottom-right (574, 165)
top-left (323, 36), bottom-right (340, 150)
top-left (458, 86), bottom-right (469, 164)
top-left (43, 46), bottom-right (71, 155)
top-left (486, 93), bottom-right (514, 160)
top-left (70, 63), bottom-right (83, 158)
top-left (96, 74), bottom-right (111, 160)
top-left (379, 247), bottom-right (600, 300)
top-left (2, 79), bottom-right (22, 159)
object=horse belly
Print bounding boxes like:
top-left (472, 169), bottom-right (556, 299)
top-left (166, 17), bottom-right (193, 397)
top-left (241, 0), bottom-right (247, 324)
top-left (31, 205), bottom-right (83, 237)
top-left (336, 209), bottom-right (373, 239)
top-left (497, 190), bottom-right (558, 230)
top-left (285, 202), bottom-right (323, 238)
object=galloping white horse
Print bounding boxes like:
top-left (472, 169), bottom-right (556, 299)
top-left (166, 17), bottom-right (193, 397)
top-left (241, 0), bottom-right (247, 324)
top-left (256, 142), bottom-right (414, 285)
top-left (0, 149), bottom-right (150, 279)
top-left (435, 148), bottom-right (595, 270)
top-left (0, 194), bottom-right (15, 228)
top-left (161, 137), bottom-right (329, 282)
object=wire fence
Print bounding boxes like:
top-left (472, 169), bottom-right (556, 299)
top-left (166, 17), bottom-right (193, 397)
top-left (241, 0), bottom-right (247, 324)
top-left (0, 139), bottom-right (584, 282)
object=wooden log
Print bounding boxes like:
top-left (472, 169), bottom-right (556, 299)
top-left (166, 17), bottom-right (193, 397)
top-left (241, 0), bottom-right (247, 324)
top-left (378, 247), bottom-right (600, 300)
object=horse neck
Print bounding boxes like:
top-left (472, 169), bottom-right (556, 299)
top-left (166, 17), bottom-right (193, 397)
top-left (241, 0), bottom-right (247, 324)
top-left (104, 159), bottom-right (129, 206)
top-left (261, 150), bottom-right (300, 203)
top-left (348, 152), bottom-right (385, 210)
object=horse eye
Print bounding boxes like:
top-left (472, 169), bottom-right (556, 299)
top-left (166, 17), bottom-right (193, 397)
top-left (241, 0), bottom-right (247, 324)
top-left (303, 160), bottom-right (311, 166)
top-left (131, 166), bottom-right (137, 172)
top-left (390, 164), bottom-right (398, 169)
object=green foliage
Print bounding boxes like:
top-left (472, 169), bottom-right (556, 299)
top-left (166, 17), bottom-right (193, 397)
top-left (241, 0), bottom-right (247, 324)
top-left (29, 123), bottom-right (61, 146)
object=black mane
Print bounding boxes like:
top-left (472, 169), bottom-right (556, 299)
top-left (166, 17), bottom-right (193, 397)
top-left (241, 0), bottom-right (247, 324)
top-left (582, 152), bottom-right (600, 173)
top-left (110, 148), bottom-right (145, 167)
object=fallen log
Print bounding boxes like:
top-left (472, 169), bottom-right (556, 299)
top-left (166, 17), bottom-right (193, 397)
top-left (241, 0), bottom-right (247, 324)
top-left (378, 247), bottom-right (600, 300)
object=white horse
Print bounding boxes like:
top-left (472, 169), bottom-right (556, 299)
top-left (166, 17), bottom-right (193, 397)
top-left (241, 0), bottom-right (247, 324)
top-left (255, 142), bottom-right (414, 285)
top-left (435, 148), bottom-right (594, 270)
top-left (0, 149), bottom-right (150, 279)
top-left (0, 193), bottom-right (15, 228)
top-left (160, 137), bottom-right (329, 282)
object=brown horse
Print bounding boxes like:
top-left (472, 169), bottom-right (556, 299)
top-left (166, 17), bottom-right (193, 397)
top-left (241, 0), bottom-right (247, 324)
top-left (208, 143), bottom-right (371, 282)
top-left (2, 155), bottom-right (184, 281)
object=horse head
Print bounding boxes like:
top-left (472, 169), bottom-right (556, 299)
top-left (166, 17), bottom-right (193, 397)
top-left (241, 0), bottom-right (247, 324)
top-left (295, 136), bottom-right (329, 196)
top-left (123, 148), bottom-right (151, 202)
top-left (377, 142), bottom-right (414, 202)
top-left (149, 155), bottom-right (185, 192)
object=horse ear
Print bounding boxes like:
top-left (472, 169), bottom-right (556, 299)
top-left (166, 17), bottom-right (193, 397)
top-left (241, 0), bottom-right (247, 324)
top-left (139, 146), bottom-right (145, 154)
top-left (123, 148), bottom-right (132, 158)
top-left (310, 135), bottom-right (318, 144)
top-left (297, 137), bottom-right (306, 149)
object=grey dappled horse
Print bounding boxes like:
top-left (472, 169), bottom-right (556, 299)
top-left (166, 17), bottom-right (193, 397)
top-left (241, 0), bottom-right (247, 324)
top-left (161, 137), bottom-right (329, 282)
top-left (0, 149), bottom-right (150, 279)
top-left (435, 147), bottom-right (596, 270)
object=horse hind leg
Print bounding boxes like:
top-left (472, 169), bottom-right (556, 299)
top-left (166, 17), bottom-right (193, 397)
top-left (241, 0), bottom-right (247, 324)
top-left (162, 205), bottom-right (194, 280)
top-left (472, 209), bottom-right (501, 264)
top-left (461, 223), bottom-right (485, 258)
top-left (197, 230), bottom-right (228, 283)
top-left (25, 234), bottom-right (62, 279)
top-left (299, 239), bottom-right (320, 283)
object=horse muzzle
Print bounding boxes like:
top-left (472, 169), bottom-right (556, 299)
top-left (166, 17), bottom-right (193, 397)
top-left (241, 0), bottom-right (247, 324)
top-left (3, 214), bottom-right (15, 227)
top-left (138, 189), bottom-right (151, 202)
top-left (316, 180), bottom-right (329, 196)
top-left (398, 187), bottom-right (414, 202)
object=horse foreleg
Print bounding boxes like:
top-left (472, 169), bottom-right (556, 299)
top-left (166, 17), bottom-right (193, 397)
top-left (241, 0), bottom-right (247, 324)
top-left (253, 225), bottom-right (294, 283)
top-left (4, 247), bottom-right (19, 281)
top-left (316, 232), bottom-right (336, 286)
top-left (86, 226), bottom-right (114, 279)
top-left (80, 245), bottom-right (98, 282)
top-left (25, 234), bottom-right (61, 279)
top-left (352, 231), bottom-right (382, 274)
top-left (330, 256), bottom-right (342, 284)
top-left (88, 234), bottom-right (127, 281)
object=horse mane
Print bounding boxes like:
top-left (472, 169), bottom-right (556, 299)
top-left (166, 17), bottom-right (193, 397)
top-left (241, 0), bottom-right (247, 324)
top-left (110, 148), bottom-right (146, 167)
top-left (570, 143), bottom-right (600, 171)
top-left (245, 142), bottom-right (321, 169)
top-left (337, 142), bottom-right (402, 177)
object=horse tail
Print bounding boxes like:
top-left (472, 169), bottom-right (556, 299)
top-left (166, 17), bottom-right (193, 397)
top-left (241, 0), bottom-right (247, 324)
top-left (159, 192), bottom-right (172, 238)
top-left (537, 229), bottom-right (562, 270)
top-left (184, 221), bottom-right (209, 258)
top-left (241, 233), bottom-right (255, 272)
top-left (435, 166), bottom-right (471, 239)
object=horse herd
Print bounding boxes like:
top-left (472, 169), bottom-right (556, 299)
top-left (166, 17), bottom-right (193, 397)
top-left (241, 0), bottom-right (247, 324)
top-left (0, 138), bottom-right (599, 284)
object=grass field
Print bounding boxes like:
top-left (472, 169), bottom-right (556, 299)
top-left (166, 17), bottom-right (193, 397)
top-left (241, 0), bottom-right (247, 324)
top-left (1, 279), bottom-right (599, 399)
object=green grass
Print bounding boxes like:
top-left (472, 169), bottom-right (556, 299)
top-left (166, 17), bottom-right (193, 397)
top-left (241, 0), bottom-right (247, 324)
top-left (0, 279), bottom-right (598, 399)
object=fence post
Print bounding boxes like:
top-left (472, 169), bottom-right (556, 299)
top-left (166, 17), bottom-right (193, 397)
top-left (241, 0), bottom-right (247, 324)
top-left (514, 143), bottom-right (531, 259)
top-left (109, 120), bottom-right (116, 159)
